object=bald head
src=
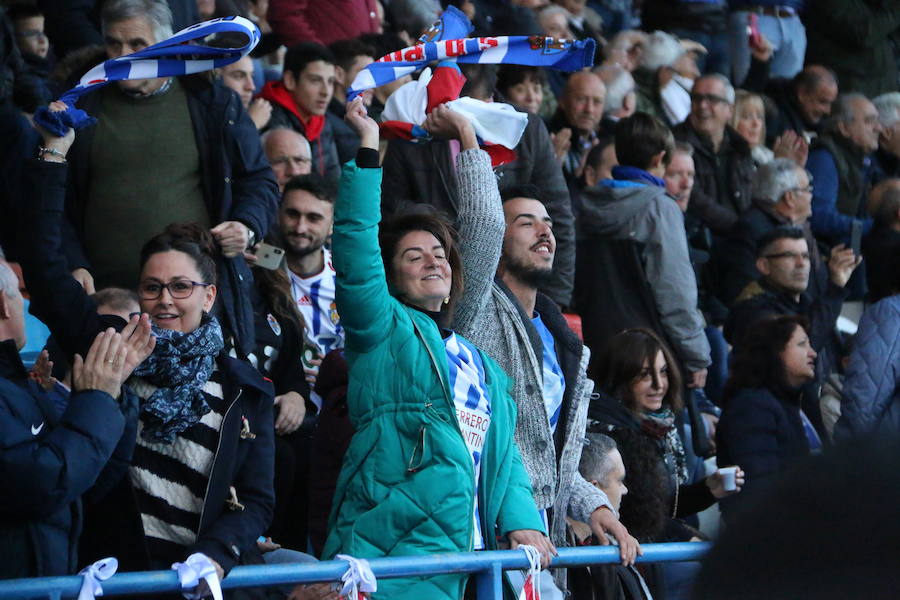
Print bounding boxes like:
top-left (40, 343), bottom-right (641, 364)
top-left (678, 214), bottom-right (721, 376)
top-left (560, 71), bottom-right (606, 134)
top-left (869, 178), bottom-right (900, 224)
top-left (263, 128), bottom-right (313, 190)
top-left (794, 65), bottom-right (839, 125)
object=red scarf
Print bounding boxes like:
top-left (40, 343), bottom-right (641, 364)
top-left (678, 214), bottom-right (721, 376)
top-left (258, 80), bottom-right (325, 142)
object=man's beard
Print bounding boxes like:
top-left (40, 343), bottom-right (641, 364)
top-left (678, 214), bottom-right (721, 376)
top-left (284, 235), bottom-right (324, 258)
top-left (503, 255), bottom-right (554, 289)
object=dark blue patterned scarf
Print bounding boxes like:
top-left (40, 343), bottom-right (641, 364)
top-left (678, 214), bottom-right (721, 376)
top-left (134, 315), bottom-right (224, 443)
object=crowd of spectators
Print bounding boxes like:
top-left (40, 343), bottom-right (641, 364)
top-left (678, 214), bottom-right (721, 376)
top-left (1, 0), bottom-right (900, 599)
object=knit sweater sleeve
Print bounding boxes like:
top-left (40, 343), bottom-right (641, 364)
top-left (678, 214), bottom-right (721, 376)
top-left (452, 149), bottom-right (506, 333)
top-left (568, 472), bottom-right (612, 523)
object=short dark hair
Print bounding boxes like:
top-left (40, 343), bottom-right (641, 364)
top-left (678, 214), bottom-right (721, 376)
top-left (378, 212), bottom-right (464, 323)
top-left (358, 32), bottom-right (406, 59)
top-left (328, 38), bottom-right (376, 73)
top-left (584, 136), bottom-right (616, 171)
top-left (874, 186), bottom-right (900, 228)
top-left (284, 42), bottom-right (336, 78)
top-left (7, 4), bottom-right (43, 22)
top-left (282, 173), bottom-right (336, 205)
top-left (459, 63), bottom-right (497, 101)
top-left (140, 223), bottom-right (218, 285)
top-left (500, 183), bottom-right (544, 204)
top-left (723, 314), bottom-right (810, 401)
top-left (593, 327), bottom-right (684, 414)
top-left (579, 433), bottom-right (620, 485)
top-left (614, 112), bottom-right (674, 170)
top-left (793, 64), bottom-right (838, 94)
top-left (496, 65), bottom-right (547, 97)
top-left (756, 225), bottom-right (805, 258)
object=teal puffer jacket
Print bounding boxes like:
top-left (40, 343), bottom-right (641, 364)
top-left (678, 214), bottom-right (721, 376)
top-left (322, 161), bottom-right (544, 600)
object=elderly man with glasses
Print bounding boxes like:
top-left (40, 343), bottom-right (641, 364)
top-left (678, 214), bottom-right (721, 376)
top-left (716, 158), bottom-right (834, 305)
top-left (674, 73), bottom-right (756, 237)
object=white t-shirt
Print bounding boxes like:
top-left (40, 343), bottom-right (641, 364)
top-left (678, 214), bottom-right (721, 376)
top-left (287, 247), bottom-right (344, 357)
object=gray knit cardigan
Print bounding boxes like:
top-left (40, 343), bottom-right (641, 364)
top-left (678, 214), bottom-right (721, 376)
top-left (450, 149), bottom-right (609, 553)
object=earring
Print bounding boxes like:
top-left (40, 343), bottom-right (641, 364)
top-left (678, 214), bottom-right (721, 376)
top-left (443, 296), bottom-right (450, 305)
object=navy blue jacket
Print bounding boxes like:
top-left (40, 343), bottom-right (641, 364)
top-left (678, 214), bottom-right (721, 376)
top-left (834, 295), bottom-right (900, 441)
top-left (717, 386), bottom-right (809, 518)
top-left (17, 159), bottom-right (276, 574)
top-left (0, 340), bottom-right (125, 578)
top-left (60, 75), bottom-right (279, 358)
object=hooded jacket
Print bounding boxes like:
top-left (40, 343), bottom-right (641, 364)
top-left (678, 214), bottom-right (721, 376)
top-left (322, 156), bottom-right (543, 600)
top-left (576, 178), bottom-right (710, 373)
top-left (259, 80), bottom-right (341, 183)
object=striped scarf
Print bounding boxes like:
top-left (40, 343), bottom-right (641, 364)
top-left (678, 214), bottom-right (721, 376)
top-left (34, 16), bottom-right (260, 137)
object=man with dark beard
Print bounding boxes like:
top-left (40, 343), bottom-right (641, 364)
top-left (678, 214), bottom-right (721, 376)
top-left (277, 174), bottom-right (342, 365)
top-left (451, 173), bottom-right (640, 598)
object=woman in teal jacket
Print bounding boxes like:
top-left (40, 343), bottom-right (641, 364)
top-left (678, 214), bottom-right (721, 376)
top-left (322, 100), bottom-right (551, 599)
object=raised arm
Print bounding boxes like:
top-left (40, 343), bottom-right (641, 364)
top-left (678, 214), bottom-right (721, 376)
top-left (17, 115), bottom-right (116, 359)
top-left (331, 98), bottom-right (393, 353)
top-left (422, 106), bottom-right (505, 333)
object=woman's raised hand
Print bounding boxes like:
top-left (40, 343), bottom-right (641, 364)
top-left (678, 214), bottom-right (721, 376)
top-left (120, 313), bottom-right (156, 380)
top-left (344, 96), bottom-right (379, 150)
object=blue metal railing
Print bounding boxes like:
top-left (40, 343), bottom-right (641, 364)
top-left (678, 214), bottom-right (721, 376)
top-left (0, 542), bottom-right (711, 600)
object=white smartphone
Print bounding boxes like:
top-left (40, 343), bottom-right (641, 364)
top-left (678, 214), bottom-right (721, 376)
top-left (255, 242), bottom-right (285, 270)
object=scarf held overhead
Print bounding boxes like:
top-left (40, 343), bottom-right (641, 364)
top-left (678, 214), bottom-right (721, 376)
top-left (347, 5), bottom-right (595, 102)
top-left (34, 16), bottom-right (260, 136)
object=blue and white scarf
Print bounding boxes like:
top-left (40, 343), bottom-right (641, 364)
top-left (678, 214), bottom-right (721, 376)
top-left (34, 16), bottom-right (260, 136)
top-left (347, 6), bottom-right (595, 102)
top-left (133, 315), bottom-right (225, 444)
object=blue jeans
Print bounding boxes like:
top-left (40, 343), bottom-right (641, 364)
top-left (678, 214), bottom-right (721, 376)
top-left (668, 28), bottom-right (731, 76)
top-left (729, 10), bottom-right (806, 86)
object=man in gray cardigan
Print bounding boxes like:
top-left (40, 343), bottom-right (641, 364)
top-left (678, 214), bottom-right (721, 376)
top-left (445, 117), bottom-right (639, 594)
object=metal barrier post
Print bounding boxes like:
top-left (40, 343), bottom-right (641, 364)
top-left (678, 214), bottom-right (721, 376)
top-left (475, 561), bottom-right (504, 600)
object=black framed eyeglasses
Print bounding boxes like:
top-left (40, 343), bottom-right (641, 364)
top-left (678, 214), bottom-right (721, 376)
top-left (763, 251), bottom-right (810, 261)
top-left (691, 93), bottom-right (730, 106)
top-left (138, 279), bottom-right (211, 300)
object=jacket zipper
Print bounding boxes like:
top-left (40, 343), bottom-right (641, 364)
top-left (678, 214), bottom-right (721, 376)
top-left (198, 388), bottom-right (242, 535)
top-left (411, 317), bottom-right (475, 552)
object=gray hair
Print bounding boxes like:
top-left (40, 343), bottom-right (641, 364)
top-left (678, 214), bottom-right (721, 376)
top-left (101, 0), bottom-right (173, 45)
top-left (595, 64), bottom-right (635, 115)
top-left (538, 5), bottom-right (572, 26)
top-left (640, 31), bottom-right (684, 71)
top-left (0, 259), bottom-right (19, 298)
top-left (579, 433), bottom-right (620, 486)
top-left (873, 92), bottom-right (900, 128)
top-left (753, 158), bottom-right (805, 206)
top-left (824, 92), bottom-right (870, 133)
top-left (696, 72), bottom-right (735, 104)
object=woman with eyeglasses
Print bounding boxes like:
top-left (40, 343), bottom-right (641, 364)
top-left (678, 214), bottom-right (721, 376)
top-left (19, 105), bottom-right (275, 589)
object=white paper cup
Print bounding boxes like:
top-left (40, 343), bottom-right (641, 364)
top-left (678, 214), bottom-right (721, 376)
top-left (718, 466), bottom-right (738, 491)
